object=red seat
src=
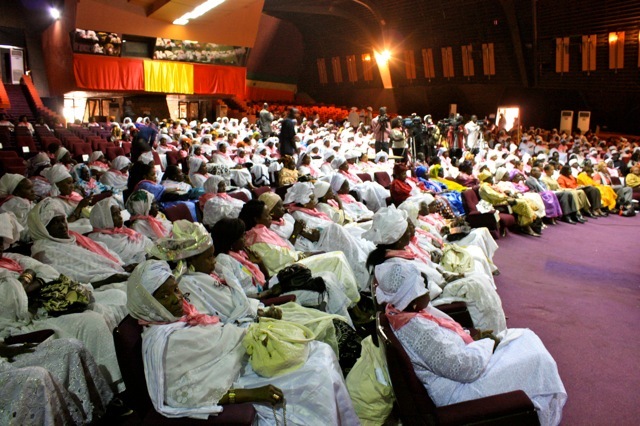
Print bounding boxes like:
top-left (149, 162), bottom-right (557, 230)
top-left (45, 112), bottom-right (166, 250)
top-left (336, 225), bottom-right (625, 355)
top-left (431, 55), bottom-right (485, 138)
top-left (72, 142), bottom-right (92, 160)
top-left (252, 186), bottom-right (273, 198)
top-left (374, 171), bottom-right (391, 189)
top-left (163, 203), bottom-right (195, 222)
top-left (357, 173), bottom-right (372, 182)
top-left (376, 313), bottom-right (539, 426)
top-left (165, 150), bottom-right (180, 166)
top-left (16, 136), bottom-right (37, 153)
top-left (228, 191), bottom-right (250, 203)
top-left (152, 150), bottom-right (164, 171)
top-left (121, 141), bottom-right (132, 156)
top-left (113, 315), bottom-right (256, 425)
top-left (106, 146), bottom-right (125, 161)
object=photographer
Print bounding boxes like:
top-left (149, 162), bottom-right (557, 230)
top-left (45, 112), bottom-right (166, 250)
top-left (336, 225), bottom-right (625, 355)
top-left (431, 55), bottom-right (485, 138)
top-left (371, 106), bottom-right (391, 153)
top-left (423, 114), bottom-right (440, 158)
top-left (390, 117), bottom-right (408, 158)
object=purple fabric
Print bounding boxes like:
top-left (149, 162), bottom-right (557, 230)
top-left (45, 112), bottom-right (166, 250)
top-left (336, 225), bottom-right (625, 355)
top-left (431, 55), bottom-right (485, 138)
top-left (493, 214), bottom-right (640, 425)
top-left (539, 190), bottom-right (563, 218)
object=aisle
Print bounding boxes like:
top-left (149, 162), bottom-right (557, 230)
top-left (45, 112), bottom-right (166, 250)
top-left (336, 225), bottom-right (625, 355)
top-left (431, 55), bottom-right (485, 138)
top-left (493, 214), bottom-right (640, 425)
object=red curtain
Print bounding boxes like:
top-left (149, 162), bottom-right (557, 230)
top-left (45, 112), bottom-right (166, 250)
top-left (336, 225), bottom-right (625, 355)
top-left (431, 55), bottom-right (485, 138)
top-left (193, 64), bottom-right (246, 98)
top-left (0, 80), bottom-right (9, 109)
top-left (74, 54), bottom-right (144, 91)
top-left (246, 86), bottom-right (294, 102)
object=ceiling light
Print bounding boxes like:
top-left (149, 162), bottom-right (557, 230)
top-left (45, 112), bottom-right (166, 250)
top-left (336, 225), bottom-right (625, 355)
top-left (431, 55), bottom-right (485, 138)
top-left (50, 7), bottom-right (60, 20)
top-left (173, 0), bottom-right (225, 26)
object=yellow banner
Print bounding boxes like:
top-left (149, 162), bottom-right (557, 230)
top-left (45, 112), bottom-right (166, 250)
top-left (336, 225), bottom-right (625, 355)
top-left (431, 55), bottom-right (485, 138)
top-left (143, 60), bottom-right (194, 94)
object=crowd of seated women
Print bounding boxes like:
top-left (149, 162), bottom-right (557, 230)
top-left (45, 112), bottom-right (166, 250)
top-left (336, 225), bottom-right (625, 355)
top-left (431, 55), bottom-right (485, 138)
top-left (1, 111), bottom-right (636, 425)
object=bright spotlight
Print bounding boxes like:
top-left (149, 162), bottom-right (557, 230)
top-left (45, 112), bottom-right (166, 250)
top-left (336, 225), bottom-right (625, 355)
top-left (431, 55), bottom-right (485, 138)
top-left (375, 50), bottom-right (391, 64)
top-left (50, 7), bottom-right (61, 20)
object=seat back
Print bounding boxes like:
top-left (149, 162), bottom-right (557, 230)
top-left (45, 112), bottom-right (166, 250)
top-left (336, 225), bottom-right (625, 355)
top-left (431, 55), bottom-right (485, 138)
top-left (228, 191), bottom-right (250, 203)
top-left (377, 312), bottom-right (438, 426)
top-left (252, 185), bottom-right (273, 198)
top-left (357, 173), bottom-right (372, 182)
top-left (461, 185), bottom-right (481, 214)
top-left (374, 171), bottom-right (392, 189)
top-left (164, 203), bottom-right (195, 222)
top-left (113, 315), bottom-right (155, 414)
top-left (106, 146), bottom-right (125, 161)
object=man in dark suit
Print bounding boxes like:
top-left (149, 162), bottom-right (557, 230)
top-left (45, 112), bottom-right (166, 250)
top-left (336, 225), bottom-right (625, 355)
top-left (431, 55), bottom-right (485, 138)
top-left (278, 107), bottom-right (298, 157)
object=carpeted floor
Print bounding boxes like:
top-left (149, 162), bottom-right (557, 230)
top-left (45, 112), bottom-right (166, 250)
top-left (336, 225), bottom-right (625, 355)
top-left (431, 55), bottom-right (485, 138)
top-left (493, 214), bottom-right (640, 425)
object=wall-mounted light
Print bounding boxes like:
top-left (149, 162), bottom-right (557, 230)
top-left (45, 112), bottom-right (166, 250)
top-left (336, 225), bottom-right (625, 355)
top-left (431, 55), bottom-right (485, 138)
top-left (609, 31), bottom-right (625, 70)
top-left (50, 7), bottom-right (60, 20)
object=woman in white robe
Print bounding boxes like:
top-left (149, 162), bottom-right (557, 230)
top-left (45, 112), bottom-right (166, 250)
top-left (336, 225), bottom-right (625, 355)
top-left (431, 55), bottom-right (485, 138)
top-left (364, 206), bottom-right (506, 333)
top-left (200, 175), bottom-right (245, 228)
top-left (41, 164), bottom-right (94, 234)
top-left (0, 338), bottom-right (114, 425)
top-left (376, 261), bottom-right (567, 426)
top-left (28, 198), bottom-right (130, 288)
top-left (330, 173), bottom-right (374, 222)
top-left (99, 155), bottom-right (131, 192)
top-left (125, 189), bottom-right (172, 240)
top-left (279, 182), bottom-right (375, 290)
top-left (188, 157), bottom-right (212, 189)
top-left (88, 197), bottom-right (152, 266)
top-left (126, 260), bottom-right (359, 425)
top-left (332, 156), bottom-right (389, 212)
top-left (0, 173), bottom-right (36, 241)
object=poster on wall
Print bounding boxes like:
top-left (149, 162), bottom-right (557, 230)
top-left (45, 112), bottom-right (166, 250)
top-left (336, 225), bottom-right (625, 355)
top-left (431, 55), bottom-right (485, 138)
top-left (72, 29), bottom-right (122, 56)
top-left (153, 38), bottom-right (249, 66)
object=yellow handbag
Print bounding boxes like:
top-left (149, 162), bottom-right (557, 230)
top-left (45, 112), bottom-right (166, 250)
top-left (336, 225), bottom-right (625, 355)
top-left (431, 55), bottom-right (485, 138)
top-left (243, 317), bottom-right (315, 378)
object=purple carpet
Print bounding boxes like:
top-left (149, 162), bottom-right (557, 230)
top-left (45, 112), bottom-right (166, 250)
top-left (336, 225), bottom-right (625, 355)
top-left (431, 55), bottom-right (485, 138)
top-left (493, 214), bottom-right (640, 425)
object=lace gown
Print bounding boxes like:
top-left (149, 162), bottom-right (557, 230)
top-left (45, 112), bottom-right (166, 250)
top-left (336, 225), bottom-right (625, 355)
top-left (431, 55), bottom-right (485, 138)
top-left (395, 309), bottom-right (567, 426)
top-left (0, 338), bottom-right (113, 425)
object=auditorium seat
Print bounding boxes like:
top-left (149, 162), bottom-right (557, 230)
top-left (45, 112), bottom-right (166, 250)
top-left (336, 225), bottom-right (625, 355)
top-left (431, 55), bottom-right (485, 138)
top-left (374, 171), bottom-right (391, 189)
top-left (357, 173), bottom-right (372, 182)
top-left (113, 315), bottom-right (256, 425)
top-left (106, 146), bottom-right (125, 161)
top-left (376, 313), bottom-right (540, 426)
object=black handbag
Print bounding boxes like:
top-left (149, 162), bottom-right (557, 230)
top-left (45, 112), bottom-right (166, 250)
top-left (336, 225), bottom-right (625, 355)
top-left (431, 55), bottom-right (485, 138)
top-left (277, 264), bottom-right (326, 294)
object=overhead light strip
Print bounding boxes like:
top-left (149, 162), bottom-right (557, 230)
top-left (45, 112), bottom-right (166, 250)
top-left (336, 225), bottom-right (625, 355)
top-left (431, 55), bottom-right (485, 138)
top-left (173, 0), bottom-right (226, 25)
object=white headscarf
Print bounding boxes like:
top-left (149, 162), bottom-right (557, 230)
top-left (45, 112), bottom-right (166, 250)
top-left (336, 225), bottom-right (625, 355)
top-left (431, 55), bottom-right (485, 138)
top-left (41, 164), bottom-right (73, 197)
top-left (126, 189), bottom-right (154, 216)
top-left (0, 212), bottom-right (23, 248)
top-left (127, 260), bottom-right (176, 323)
top-left (314, 180), bottom-right (330, 199)
top-left (362, 206), bottom-right (408, 245)
top-left (0, 173), bottom-right (26, 197)
top-left (374, 151), bottom-right (389, 163)
top-left (55, 147), bottom-right (69, 162)
top-left (494, 167), bottom-right (508, 182)
top-left (27, 197), bottom-right (71, 243)
top-left (284, 182), bottom-right (314, 205)
top-left (331, 156), bottom-right (346, 169)
top-left (375, 260), bottom-right (427, 311)
top-left (148, 220), bottom-right (212, 261)
top-left (189, 157), bottom-right (205, 174)
top-left (89, 197), bottom-right (119, 229)
top-left (330, 173), bottom-right (347, 193)
top-left (203, 175), bottom-right (225, 194)
top-left (323, 150), bottom-right (335, 161)
top-left (398, 200), bottom-right (420, 225)
top-left (112, 156), bottom-right (131, 171)
top-left (89, 151), bottom-right (104, 163)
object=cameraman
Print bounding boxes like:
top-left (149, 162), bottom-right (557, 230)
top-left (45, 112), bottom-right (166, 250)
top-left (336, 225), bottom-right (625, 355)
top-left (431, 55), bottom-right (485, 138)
top-left (423, 114), bottom-right (440, 158)
top-left (371, 106), bottom-right (391, 153)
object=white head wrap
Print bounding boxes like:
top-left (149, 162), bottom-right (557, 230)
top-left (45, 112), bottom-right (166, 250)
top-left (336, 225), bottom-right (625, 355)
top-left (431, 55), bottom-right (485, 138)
top-left (284, 182), bottom-right (314, 205)
top-left (314, 180), bottom-right (330, 199)
top-left (330, 173), bottom-right (347, 193)
top-left (569, 159), bottom-right (579, 167)
top-left (139, 151), bottom-right (155, 165)
top-left (323, 150), bottom-right (335, 161)
top-left (112, 156), bottom-right (131, 171)
top-left (127, 260), bottom-right (177, 322)
top-left (126, 190), bottom-right (154, 216)
top-left (331, 156), bottom-right (346, 170)
top-left (41, 164), bottom-right (71, 185)
top-left (89, 197), bottom-right (119, 229)
top-left (398, 200), bottom-right (420, 225)
top-left (55, 147), bottom-right (70, 162)
top-left (374, 151), bottom-right (389, 163)
top-left (362, 206), bottom-right (409, 245)
top-left (89, 151), bottom-right (104, 163)
top-left (0, 212), bottom-right (23, 249)
top-left (375, 261), bottom-right (428, 311)
top-left (203, 175), bottom-right (225, 194)
top-left (495, 167), bottom-right (508, 182)
top-left (148, 220), bottom-right (212, 261)
top-left (27, 197), bottom-right (72, 243)
top-left (0, 173), bottom-right (27, 197)
top-left (189, 157), bottom-right (205, 173)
